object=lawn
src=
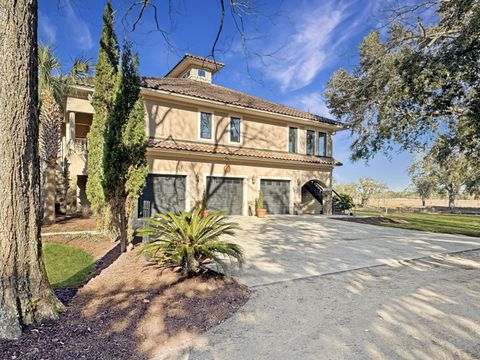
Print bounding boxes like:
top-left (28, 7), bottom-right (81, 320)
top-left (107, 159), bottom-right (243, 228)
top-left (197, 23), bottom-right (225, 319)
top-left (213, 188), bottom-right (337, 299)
top-left (355, 211), bottom-right (480, 237)
top-left (43, 242), bottom-right (95, 288)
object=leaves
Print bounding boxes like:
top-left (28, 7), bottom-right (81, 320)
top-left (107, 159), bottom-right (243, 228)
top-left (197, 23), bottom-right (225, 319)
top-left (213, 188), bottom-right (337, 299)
top-left (138, 209), bottom-right (244, 276)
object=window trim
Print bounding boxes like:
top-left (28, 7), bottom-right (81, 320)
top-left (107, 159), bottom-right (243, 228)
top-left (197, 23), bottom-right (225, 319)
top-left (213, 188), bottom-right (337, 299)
top-left (198, 110), bottom-right (214, 141)
top-left (317, 131), bottom-right (328, 157)
top-left (228, 116), bottom-right (242, 144)
top-left (306, 129), bottom-right (316, 156)
top-left (287, 126), bottom-right (299, 153)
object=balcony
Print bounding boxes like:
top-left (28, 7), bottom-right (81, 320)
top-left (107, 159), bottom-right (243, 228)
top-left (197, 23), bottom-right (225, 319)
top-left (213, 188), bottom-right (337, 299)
top-left (74, 138), bottom-right (88, 154)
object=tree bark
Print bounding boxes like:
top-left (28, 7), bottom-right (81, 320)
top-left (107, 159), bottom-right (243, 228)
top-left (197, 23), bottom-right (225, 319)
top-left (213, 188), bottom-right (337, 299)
top-left (43, 163), bottom-right (56, 224)
top-left (422, 198), bottom-right (426, 207)
top-left (0, 0), bottom-right (64, 340)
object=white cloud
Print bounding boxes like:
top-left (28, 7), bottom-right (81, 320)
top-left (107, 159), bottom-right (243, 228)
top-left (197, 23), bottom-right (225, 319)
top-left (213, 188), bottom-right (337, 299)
top-left (259, 0), bottom-right (380, 91)
top-left (63, 0), bottom-right (93, 50)
top-left (290, 91), bottom-right (332, 118)
top-left (39, 12), bottom-right (56, 44)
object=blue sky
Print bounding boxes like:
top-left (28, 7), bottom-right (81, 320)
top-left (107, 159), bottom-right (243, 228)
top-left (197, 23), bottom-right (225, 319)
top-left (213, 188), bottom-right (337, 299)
top-left (40, 0), bottom-right (417, 191)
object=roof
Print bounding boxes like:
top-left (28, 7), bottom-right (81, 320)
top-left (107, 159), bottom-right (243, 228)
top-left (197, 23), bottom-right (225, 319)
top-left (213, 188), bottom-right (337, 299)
top-left (149, 139), bottom-right (343, 166)
top-left (74, 77), bottom-right (342, 126)
top-left (165, 54), bottom-right (224, 78)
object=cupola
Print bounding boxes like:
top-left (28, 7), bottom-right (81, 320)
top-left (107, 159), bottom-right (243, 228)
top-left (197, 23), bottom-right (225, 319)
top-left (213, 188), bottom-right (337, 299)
top-left (165, 54), bottom-right (224, 84)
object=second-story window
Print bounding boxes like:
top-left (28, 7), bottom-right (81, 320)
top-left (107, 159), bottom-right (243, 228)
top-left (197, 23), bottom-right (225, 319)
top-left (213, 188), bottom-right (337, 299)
top-left (306, 130), bottom-right (315, 156)
top-left (198, 69), bottom-right (206, 77)
top-left (288, 127), bottom-right (298, 153)
top-left (200, 112), bottom-right (212, 139)
top-left (230, 117), bottom-right (241, 143)
top-left (317, 132), bottom-right (327, 157)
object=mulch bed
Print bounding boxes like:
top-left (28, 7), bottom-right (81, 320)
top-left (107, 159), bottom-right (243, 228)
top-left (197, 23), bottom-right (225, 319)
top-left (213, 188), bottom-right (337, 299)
top-left (1, 241), bottom-right (250, 359)
top-left (42, 215), bottom-right (97, 233)
top-left (336, 216), bottom-right (409, 225)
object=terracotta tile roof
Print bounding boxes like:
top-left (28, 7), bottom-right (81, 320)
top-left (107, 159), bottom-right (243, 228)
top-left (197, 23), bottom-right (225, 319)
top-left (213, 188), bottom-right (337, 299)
top-left (149, 139), bottom-right (343, 166)
top-left (74, 77), bottom-right (343, 126)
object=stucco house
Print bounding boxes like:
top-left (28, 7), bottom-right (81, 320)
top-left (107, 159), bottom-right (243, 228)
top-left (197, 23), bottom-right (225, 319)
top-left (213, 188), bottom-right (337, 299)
top-left (61, 54), bottom-right (344, 218)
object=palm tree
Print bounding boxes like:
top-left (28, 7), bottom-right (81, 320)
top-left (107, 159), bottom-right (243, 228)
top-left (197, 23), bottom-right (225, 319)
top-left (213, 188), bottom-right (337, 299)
top-left (38, 45), bottom-right (90, 224)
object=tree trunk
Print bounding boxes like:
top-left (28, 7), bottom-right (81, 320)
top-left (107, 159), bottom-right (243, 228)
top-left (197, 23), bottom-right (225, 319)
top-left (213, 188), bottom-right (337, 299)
top-left (422, 198), bottom-right (426, 207)
top-left (448, 192), bottom-right (456, 209)
top-left (0, 0), bottom-right (64, 340)
top-left (43, 162), bottom-right (56, 224)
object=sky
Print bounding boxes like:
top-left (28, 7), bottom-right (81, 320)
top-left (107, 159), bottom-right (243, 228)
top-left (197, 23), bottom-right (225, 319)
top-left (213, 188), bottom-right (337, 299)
top-left (39, 0), bottom-right (420, 191)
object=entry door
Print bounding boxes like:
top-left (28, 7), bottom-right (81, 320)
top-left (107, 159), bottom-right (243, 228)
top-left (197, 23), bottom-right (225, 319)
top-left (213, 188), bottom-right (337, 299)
top-left (137, 174), bottom-right (186, 217)
top-left (206, 176), bottom-right (243, 215)
top-left (260, 179), bottom-right (290, 214)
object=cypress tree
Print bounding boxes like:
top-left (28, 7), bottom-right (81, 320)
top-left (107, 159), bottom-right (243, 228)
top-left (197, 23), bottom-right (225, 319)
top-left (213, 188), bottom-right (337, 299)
top-left (103, 40), bottom-right (148, 252)
top-left (86, 0), bottom-right (119, 229)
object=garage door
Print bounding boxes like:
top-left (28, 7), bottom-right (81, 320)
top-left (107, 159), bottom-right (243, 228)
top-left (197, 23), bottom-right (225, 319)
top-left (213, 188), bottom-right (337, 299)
top-left (260, 179), bottom-right (290, 214)
top-left (206, 176), bottom-right (243, 215)
top-left (137, 174), bottom-right (186, 217)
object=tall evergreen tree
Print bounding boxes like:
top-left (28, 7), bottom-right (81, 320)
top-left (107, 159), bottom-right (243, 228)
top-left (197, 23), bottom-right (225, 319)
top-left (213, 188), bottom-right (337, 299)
top-left (86, 0), bottom-right (119, 229)
top-left (103, 41), bottom-right (148, 252)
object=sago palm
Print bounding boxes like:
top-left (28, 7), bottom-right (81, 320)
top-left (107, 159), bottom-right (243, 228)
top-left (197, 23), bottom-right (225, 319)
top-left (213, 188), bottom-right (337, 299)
top-left (139, 209), bottom-right (244, 275)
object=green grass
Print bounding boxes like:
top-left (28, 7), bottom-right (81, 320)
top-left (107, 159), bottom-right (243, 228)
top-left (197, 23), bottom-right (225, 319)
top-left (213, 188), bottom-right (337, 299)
top-left (43, 243), bottom-right (95, 288)
top-left (356, 211), bottom-right (480, 237)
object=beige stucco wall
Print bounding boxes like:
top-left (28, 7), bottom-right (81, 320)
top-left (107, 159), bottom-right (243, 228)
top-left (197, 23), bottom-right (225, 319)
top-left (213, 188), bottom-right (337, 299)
top-left (147, 152), bottom-right (332, 216)
top-left (144, 98), bottom-right (333, 156)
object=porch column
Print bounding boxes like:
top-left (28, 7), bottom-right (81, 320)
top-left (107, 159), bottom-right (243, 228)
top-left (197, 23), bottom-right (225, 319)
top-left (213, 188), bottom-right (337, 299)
top-left (66, 111), bottom-right (76, 151)
top-left (323, 189), bottom-right (333, 216)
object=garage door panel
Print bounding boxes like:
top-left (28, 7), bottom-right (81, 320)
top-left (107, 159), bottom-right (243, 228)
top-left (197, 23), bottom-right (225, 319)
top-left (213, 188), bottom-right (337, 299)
top-left (207, 177), bottom-right (243, 215)
top-left (138, 175), bottom-right (186, 217)
top-left (261, 179), bottom-right (290, 214)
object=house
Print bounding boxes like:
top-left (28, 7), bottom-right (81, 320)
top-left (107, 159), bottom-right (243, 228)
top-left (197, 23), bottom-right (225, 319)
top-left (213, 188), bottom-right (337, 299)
top-left (61, 54), bottom-right (344, 217)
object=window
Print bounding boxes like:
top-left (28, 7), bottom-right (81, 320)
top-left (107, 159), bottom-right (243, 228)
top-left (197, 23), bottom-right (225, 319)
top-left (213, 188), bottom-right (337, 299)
top-left (198, 69), bottom-right (206, 77)
top-left (182, 70), bottom-right (190, 78)
top-left (317, 132), bottom-right (327, 156)
top-left (306, 130), bottom-right (315, 156)
top-left (288, 127), bottom-right (298, 153)
top-left (200, 112), bottom-right (212, 139)
top-left (230, 117), bottom-right (241, 143)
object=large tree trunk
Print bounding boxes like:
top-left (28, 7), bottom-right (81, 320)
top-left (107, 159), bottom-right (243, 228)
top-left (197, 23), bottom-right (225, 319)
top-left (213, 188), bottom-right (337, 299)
top-left (43, 162), bottom-right (56, 224)
top-left (0, 0), bottom-right (64, 340)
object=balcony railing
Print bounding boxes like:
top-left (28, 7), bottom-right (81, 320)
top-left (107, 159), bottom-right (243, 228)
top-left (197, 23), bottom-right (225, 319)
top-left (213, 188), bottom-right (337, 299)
top-left (74, 138), bottom-right (88, 154)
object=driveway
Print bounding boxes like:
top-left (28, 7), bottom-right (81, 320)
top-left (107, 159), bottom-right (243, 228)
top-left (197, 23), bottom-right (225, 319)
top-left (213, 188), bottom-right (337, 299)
top-left (154, 216), bottom-right (480, 359)
top-left (231, 216), bottom-right (480, 287)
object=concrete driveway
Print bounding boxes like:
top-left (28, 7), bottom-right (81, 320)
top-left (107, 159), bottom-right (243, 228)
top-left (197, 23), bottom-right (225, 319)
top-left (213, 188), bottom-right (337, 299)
top-left (154, 216), bottom-right (480, 360)
top-left (230, 215), bottom-right (480, 287)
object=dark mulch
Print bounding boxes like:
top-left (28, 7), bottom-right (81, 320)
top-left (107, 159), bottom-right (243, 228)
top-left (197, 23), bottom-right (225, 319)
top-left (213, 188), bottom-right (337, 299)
top-left (0, 250), bottom-right (250, 360)
top-left (336, 216), bottom-right (409, 225)
top-left (42, 215), bottom-right (97, 233)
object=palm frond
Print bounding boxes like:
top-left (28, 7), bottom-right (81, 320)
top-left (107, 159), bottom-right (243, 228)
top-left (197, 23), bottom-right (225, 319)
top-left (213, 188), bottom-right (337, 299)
top-left (138, 209), bottom-right (244, 275)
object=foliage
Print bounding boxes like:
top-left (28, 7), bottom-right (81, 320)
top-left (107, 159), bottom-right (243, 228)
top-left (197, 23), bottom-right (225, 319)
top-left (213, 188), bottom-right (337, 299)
top-left (324, 0), bottom-right (480, 188)
top-left (103, 40), bottom-right (148, 250)
top-left (201, 190), bottom-right (207, 209)
top-left (43, 243), bottom-right (95, 288)
top-left (357, 177), bottom-right (389, 207)
top-left (86, 0), bottom-right (120, 226)
top-left (356, 211), bottom-right (480, 237)
top-left (333, 193), bottom-right (355, 213)
top-left (139, 209), bottom-right (244, 275)
top-left (256, 190), bottom-right (264, 210)
top-left (408, 156), bottom-right (438, 206)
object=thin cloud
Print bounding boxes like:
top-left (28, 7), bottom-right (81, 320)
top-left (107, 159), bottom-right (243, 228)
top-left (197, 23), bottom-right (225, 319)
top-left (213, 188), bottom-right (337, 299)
top-left (39, 11), bottom-right (57, 44)
top-left (289, 91), bottom-right (332, 118)
top-left (63, 0), bottom-right (93, 50)
top-left (259, 0), bottom-right (380, 91)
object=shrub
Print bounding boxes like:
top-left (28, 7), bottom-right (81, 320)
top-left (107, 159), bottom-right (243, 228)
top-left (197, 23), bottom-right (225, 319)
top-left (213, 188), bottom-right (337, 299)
top-left (334, 193), bottom-right (355, 213)
top-left (138, 209), bottom-right (244, 275)
top-left (257, 190), bottom-right (265, 210)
